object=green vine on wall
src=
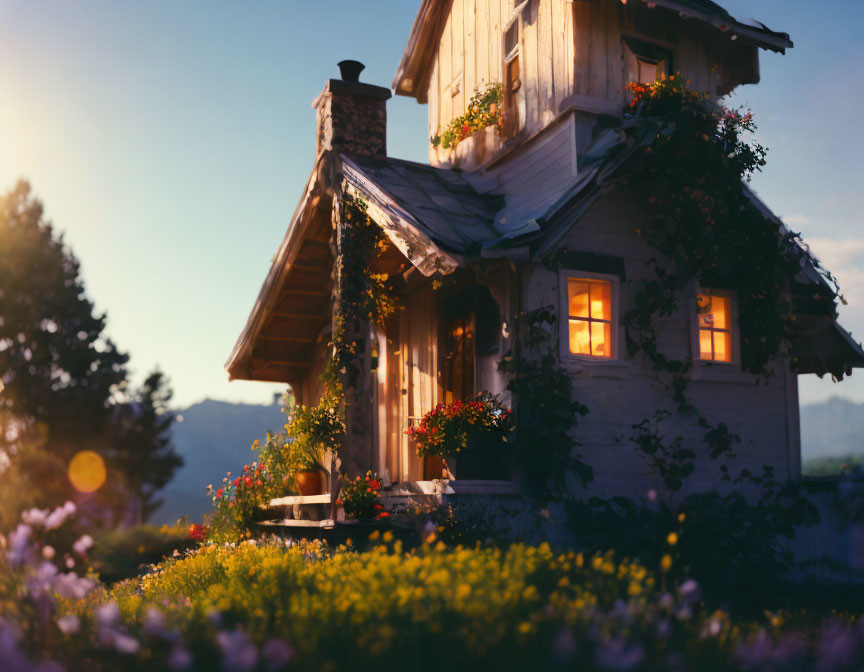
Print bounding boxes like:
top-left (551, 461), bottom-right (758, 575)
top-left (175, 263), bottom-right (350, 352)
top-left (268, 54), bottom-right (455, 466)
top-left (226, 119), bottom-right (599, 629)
top-left (498, 306), bottom-right (593, 496)
top-left (620, 75), bottom-right (836, 423)
top-left (288, 193), bottom-right (397, 470)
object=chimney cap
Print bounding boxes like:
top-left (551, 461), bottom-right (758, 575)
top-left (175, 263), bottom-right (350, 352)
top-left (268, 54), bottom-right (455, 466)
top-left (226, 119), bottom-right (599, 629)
top-left (337, 60), bottom-right (365, 82)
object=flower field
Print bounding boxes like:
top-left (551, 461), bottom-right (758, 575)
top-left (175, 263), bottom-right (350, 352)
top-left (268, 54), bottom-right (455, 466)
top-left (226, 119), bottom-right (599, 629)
top-left (2, 503), bottom-right (863, 671)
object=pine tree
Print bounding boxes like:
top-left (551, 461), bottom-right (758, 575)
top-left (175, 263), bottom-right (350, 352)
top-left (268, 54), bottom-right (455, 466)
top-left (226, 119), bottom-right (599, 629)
top-left (0, 180), bottom-right (128, 459)
top-left (109, 370), bottom-right (183, 523)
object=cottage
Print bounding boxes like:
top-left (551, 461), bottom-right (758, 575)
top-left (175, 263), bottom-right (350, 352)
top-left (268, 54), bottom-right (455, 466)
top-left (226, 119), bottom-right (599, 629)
top-left (226, 0), bottom-right (863, 519)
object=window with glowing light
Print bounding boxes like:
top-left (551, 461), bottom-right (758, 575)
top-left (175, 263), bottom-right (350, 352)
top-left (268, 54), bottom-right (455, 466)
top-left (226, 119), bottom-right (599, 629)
top-left (565, 276), bottom-right (614, 358)
top-left (696, 291), bottom-right (734, 363)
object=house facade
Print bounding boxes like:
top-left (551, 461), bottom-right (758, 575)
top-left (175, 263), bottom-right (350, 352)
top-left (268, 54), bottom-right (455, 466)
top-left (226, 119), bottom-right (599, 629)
top-left (227, 0), bottom-right (864, 507)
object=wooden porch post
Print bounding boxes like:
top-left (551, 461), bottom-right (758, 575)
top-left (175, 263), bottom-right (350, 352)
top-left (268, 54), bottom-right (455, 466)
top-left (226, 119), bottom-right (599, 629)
top-left (332, 193), bottom-right (376, 480)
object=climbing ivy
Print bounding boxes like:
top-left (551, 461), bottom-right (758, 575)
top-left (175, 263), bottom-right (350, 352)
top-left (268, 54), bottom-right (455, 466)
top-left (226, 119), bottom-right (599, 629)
top-left (498, 306), bottom-right (593, 496)
top-left (289, 194), bottom-right (397, 467)
top-left (620, 75), bottom-right (835, 419)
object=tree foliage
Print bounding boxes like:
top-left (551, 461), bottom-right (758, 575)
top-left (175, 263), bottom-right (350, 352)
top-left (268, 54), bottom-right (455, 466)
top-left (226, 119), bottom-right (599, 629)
top-left (108, 370), bottom-right (183, 524)
top-left (0, 180), bottom-right (128, 457)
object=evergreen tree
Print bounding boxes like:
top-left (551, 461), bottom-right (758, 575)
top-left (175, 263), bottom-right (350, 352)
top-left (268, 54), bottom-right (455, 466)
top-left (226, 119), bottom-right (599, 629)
top-left (0, 180), bottom-right (128, 460)
top-left (110, 370), bottom-right (183, 523)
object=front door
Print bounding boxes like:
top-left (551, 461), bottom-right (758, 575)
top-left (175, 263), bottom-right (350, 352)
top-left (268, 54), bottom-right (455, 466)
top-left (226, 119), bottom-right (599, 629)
top-left (443, 313), bottom-right (475, 405)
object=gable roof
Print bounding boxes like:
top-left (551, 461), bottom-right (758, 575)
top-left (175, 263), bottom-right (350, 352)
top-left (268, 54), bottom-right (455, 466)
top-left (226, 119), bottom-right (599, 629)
top-left (393, 0), bottom-right (793, 100)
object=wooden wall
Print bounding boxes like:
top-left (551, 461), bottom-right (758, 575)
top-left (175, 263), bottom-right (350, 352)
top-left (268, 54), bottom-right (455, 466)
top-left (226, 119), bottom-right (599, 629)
top-left (375, 283), bottom-right (440, 482)
top-left (522, 184), bottom-right (799, 498)
top-left (426, 0), bottom-right (758, 165)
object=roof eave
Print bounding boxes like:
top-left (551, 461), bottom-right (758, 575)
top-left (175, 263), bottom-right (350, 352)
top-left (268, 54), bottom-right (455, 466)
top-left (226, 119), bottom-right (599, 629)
top-left (225, 156), bottom-right (326, 382)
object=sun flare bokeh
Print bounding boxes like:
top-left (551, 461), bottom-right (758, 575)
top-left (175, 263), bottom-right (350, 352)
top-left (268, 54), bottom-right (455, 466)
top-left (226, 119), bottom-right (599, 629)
top-left (68, 450), bottom-right (107, 493)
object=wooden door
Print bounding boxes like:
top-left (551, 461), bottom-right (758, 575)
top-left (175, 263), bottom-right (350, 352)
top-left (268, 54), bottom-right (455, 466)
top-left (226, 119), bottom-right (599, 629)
top-left (443, 313), bottom-right (476, 405)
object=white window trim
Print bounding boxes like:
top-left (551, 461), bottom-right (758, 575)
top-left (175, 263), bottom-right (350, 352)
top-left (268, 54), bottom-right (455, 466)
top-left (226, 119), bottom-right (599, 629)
top-left (690, 287), bottom-right (740, 368)
top-left (559, 269), bottom-right (621, 363)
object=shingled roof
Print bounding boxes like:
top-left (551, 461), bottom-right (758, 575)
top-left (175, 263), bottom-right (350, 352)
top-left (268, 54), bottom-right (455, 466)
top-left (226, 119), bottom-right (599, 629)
top-left (342, 155), bottom-right (504, 254)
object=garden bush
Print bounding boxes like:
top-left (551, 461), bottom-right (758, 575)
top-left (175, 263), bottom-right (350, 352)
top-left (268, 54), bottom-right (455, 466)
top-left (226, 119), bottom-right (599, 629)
top-left (89, 522), bottom-right (195, 584)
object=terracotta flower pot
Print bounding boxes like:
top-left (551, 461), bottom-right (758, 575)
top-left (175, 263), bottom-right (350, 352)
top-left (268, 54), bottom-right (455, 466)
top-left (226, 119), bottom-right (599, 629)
top-left (296, 470), bottom-right (325, 496)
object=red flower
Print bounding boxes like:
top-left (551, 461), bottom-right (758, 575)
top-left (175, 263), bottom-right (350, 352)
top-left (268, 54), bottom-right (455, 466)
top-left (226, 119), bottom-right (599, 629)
top-left (376, 512), bottom-right (390, 519)
top-left (188, 524), bottom-right (207, 542)
top-left (369, 480), bottom-right (381, 490)
top-left (256, 479), bottom-right (263, 487)
top-left (216, 488), bottom-right (223, 499)
top-left (373, 504), bottom-right (383, 510)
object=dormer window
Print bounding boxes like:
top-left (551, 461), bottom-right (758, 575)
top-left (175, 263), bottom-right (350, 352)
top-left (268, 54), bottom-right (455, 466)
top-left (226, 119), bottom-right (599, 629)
top-left (623, 36), bottom-right (671, 84)
top-left (502, 7), bottom-right (526, 138)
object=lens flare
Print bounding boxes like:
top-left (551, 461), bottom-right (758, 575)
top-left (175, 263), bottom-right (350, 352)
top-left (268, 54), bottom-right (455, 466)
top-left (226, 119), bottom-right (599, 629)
top-left (68, 450), bottom-right (107, 493)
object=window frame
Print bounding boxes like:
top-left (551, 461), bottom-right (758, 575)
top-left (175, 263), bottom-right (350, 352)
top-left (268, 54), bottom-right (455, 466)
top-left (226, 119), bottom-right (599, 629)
top-left (559, 269), bottom-right (621, 363)
top-left (502, 8), bottom-right (525, 138)
top-left (691, 288), bottom-right (740, 367)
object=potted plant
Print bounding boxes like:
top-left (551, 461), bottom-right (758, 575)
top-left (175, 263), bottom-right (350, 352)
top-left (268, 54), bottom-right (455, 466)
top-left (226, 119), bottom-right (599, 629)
top-left (338, 471), bottom-right (389, 521)
top-left (407, 392), bottom-right (515, 480)
top-left (284, 402), bottom-right (344, 497)
top-left (291, 439), bottom-right (329, 496)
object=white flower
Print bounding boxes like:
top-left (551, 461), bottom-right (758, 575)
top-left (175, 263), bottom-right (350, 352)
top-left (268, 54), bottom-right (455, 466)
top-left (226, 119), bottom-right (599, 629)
top-left (96, 601), bottom-right (120, 629)
top-left (72, 535), bottom-right (94, 556)
top-left (7, 524), bottom-right (32, 567)
top-left (22, 508), bottom-right (49, 527)
top-left (112, 632), bottom-right (140, 655)
top-left (54, 573), bottom-right (95, 600)
top-left (57, 614), bottom-right (81, 635)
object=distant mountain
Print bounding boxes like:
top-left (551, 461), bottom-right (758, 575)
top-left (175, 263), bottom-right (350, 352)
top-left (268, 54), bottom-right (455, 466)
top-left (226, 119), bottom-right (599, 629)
top-left (152, 398), bottom-right (287, 525)
top-left (800, 397), bottom-right (864, 463)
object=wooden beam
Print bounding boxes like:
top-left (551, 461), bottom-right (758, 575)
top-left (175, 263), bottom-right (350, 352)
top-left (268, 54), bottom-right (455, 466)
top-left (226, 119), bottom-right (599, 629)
top-left (270, 312), bottom-right (327, 320)
top-left (279, 289), bottom-right (329, 297)
top-left (256, 335), bottom-right (315, 344)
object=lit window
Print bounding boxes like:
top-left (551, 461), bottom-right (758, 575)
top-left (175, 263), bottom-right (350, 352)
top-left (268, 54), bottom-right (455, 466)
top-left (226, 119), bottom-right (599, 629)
top-left (567, 277), bottom-right (613, 358)
top-left (696, 292), bottom-right (733, 362)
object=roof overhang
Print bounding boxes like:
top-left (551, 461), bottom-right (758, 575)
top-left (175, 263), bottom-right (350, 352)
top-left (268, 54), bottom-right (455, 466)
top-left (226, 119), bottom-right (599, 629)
top-left (392, 0), bottom-right (453, 102)
top-left (341, 155), bottom-right (462, 276)
top-left (225, 154), bottom-right (334, 386)
top-left (226, 152), bottom-right (466, 386)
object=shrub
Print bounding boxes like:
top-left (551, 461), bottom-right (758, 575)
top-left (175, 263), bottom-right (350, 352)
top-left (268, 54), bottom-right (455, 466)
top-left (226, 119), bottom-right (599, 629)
top-left (89, 522), bottom-right (194, 584)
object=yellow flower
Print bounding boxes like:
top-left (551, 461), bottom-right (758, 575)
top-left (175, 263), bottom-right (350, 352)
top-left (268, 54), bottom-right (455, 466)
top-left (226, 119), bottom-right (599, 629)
top-left (667, 532), bottom-right (678, 546)
top-left (369, 530), bottom-right (380, 541)
top-left (661, 554), bottom-right (673, 571)
top-left (518, 622), bottom-right (532, 635)
top-left (678, 513), bottom-right (686, 523)
top-left (382, 531), bottom-right (394, 543)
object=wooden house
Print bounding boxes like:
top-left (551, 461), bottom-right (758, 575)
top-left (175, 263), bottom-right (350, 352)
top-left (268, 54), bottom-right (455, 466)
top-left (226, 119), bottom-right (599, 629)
top-left (226, 0), bottom-right (864, 513)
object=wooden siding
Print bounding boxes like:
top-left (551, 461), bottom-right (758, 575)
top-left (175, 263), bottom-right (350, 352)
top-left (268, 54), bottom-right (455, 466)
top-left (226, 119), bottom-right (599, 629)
top-left (426, 0), bottom-right (757, 166)
top-left (522, 185), bottom-right (800, 498)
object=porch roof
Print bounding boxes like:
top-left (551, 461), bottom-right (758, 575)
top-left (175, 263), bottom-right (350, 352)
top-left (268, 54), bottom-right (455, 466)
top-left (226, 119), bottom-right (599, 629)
top-left (342, 155), bottom-right (504, 256)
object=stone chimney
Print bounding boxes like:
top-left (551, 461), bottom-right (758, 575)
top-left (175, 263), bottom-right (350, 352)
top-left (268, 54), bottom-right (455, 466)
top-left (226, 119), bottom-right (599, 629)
top-left (313, 60), bottom-right (391, 160)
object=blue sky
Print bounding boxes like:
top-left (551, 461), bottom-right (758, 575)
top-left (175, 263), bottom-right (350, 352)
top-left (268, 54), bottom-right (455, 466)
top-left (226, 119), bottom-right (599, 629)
top-left (0, 0), bottom-right (861, 408)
